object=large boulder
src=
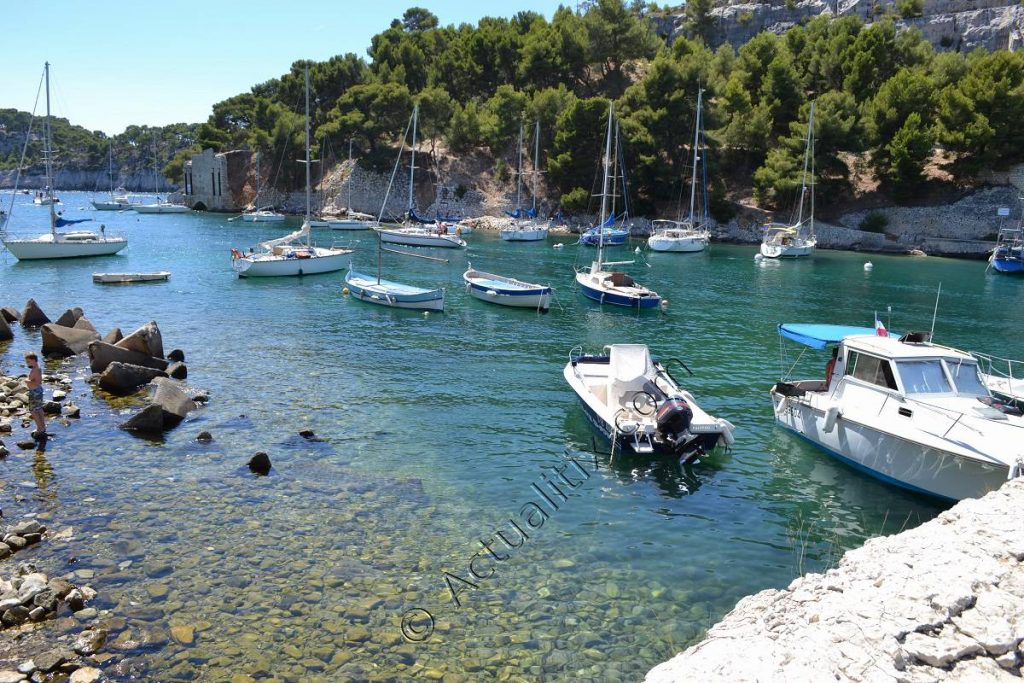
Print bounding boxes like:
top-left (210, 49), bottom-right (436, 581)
top-left (0, 316), bottom-right (12, 342)
top-left (0, 307), bottom-right (19, 323)
top-left (73, 317), bottom-right (97, 333)
top-left (116, 321), bottom-right (164, 359)
top-left (102, 327), bottom-right (123, 344)
top-left (97, 362), bottom-right (168, 396)
top-left (87, 341), bottom-right (168, 373)
top-left (41, 324), bottom-right (100, 358)
top-left (151, 378), bottom-right (194, 428)
top-left (120, 404), bottom-right (165, 433)
top-left (53, 309), bottom-right (78, 328)
top-left (20, 299), bottom-right (50, 327)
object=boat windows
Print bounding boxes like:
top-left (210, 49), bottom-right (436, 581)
top-left (847, 352), bottom-right (898, 390)
top-left (896, 360), bottom-right (952, 394)
top-left (946, 360), bottom-right (988, 396)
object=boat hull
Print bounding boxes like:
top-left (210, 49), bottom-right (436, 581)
top-left (313, 219), bottom-right (372, 230)
top-left (4, 236), bottom-right (127, 260)
top-left (575, 271), bottom-right (661, 309)
top-left (232, 249), bottom-right (350, 277)
top-left (375, 228), bottom-right (466, 249)
top-left (345, 270), bottom-right (444, 311)
top-left (648, 235), bottom-right (708, 252)
top-left (761, 240), bottom-right (815, 258)
top-left (134, 204), bottom-right (191, 214)
top-left (91, 200), bottom-right (132, 211)
top-left (93, 271), bottom-right (170, 284)
top-left (240, 212), bottom-right (286, 223)
top-left (499, 226), bottom-right (547, 241)
top-left (990, 256), bottom-right (1024, 273)
top-left (463, 270), bottom-right (551, 310)
top-left (580, 228), bottom-right (628, 246)
top-left (770, 389), bottom-right (1008, 501)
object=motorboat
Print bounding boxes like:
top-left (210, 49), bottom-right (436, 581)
top-left (231, 67), bottom-right (352, 278)
top-left (240, 207), bottom-right (286, 223)
top-left (761, 102), bottom-right (816, 259)
top-left (312, 212), bottom-right (375, 230)
top-left (33, 192), bottom-right (59, 206)
top-left (771, 323), bottom-right (1024, 501)
top-left (649, 89), bottom-right (711, 254)
top-left (575, 103), bottom-right (661, 309)
top-left (989, 226), bottom-right (1023, 274)
top-left (973, 350), bottom-right (1024, 407)
top-left (3, 63), bottom-right (128, 261)
top-left (500, 221), bottom-right (547, 241)
top-left (463, 264), bottom-right (551, 311)
top-left (564, 344), bottom-right (735, 462)
top-left (93, 271), bottom-right (170, 284)
top-left (375, 225), bottom-right (466, 249)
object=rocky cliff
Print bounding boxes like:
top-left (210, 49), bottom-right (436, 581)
top-left (654, 0), bottom-right (1023, 52)
top-left (0, 169), bottom-right (177, 194)
top-left (645, 478), bottom-right (1024, 682)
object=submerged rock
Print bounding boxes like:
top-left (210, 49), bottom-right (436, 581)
top-left (196, 431), bottom-right (213, 443)
top-left (167, 349), bottom-right (185, 362)
top-left (248, 452), bottom-right (271, 476)
top-left (167, 362), bottom-right (187, 380)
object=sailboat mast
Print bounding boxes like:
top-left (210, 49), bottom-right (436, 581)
top-left (532, 120), bottom-right (540, 215)
top-left (304, 66), bottom-right (312, 230)
top-left (347, 138), bottom-right (354, 210)
top-left (688, 89), bottom-right (703, 225)
top-left (153, 132), bottom-right (159, 197)
top-left (515, 124), bottom-right (524, 213)
top-left (597, 102), bottom-right (614, 267)
top-left (408, 104), bottom-right (418, 215)
top-left (610, 121), bottom-right (620, 219)
top-left (44, 62), bottom-right (55, 233)
top-left (809, 101), bottom-right (815, 237)
top-left (107, 141), bottom-right (114, 198)
top-left (796, 102), bottom-right (813, 227)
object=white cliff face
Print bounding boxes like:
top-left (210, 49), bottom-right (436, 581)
top-left (0, 169), bottom-right (177, 193)
top-left (658, 0), bottom-right (1023, 53)
top-left (645, 478), bottom-right (1024, 682)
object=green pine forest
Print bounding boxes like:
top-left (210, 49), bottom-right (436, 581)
top-left (5, 0), bottom-right (1024, 217)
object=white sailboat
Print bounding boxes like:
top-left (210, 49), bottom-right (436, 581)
top-left (575, 103), bottom-right (662, 309)
top-left (91, 142), bottom-right (133, 211)
top-left (373, 105), bottom-right (466, 250)
top-left (231, 67), bottom-right (353, 278)
top-left (500, 121), bottom-right (549, 242)
top-left (134, 133), bottom-right (190, 214)
top-left (3, 63), bottom-right (127, 261)
top-left (240, 151), bottom-right (285, 222)
top-left (311, 139), bottom-right (373, 230)
top-left (649, 89), bottom-right (711, 253)
top-left (761, 102), bottom-right (816, 259)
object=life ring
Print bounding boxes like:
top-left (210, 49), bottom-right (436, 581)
top-left (230, 248), bottom-right (243, 260)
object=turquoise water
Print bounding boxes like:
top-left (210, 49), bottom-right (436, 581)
top-left (1, 191), bottom-right (1022, 681)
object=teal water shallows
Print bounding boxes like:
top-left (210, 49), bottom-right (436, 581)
top-left (1, 192), bottom-right (1022, 680)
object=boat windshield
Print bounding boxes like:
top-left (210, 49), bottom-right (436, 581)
top-left (945, 359), bottom-right (988, 396)
top-left (896, 360), bottom-right (953, 394)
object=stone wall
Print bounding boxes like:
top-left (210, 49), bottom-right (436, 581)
top-left (645, 478), bottom-right (1024, 682)
top-left (181, 148), bottom-right (244, 212)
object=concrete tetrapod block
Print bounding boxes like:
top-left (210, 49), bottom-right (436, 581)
top-left (0, 307), bottom-right (19, 323)
top-left (0, 316), bottom-right (12, 342)
top-left (20, 299), bottom-right (49, 327)
top-left (73, 317), bottom-right (97, 333)
top-left (115, 321), bottom-right (164, 359)
top-left (87, 341), bottom-right (169, 373)
top-left (102, 327), bottom-right (123, 344)
top-left (53, 309), bottom-right (78, 328)
top-left (41, 324), bottom-right (100, 358)
top-left (97, 362), bottom-right (168, 396)
top-left (151, 377), bottom-right (195, 428)
top-left (119, 404), bottom-right (165, 434)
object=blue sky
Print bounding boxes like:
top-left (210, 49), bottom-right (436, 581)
top-left (4, 1), bottom-right (559, 135)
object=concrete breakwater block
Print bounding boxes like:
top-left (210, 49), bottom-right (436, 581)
top-left (0, 316), bottom-right (12, 342)
top-left (41, 324), bottom-right (99, 358)
top-left (115, 321), bottom-right (164, 359)
top-left (98, 362), bottom-right (168, 396)
top-left (20, 299), bottom-right (49, 328)
top-left (88, 341), bottom-right (168, 374)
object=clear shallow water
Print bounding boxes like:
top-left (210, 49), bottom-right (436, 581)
top-left (1, 191), bottom-right (1022, 681)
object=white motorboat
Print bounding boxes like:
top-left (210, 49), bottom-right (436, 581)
top-left (93, 271), bottom-right (170, 284)
top-left (575, 103), bottom-right (661, 309)
top-left (771, 324), bottom-right (1024, 501)
top-left (231, 66), bottom-right (352, 278)
top-left (973, 350), bottom-right (1024, 407)
top-left (761, 102), bottom-right (816, 259)
top-left (649, 89), bottom-right (711, 254)
top-left (312, 212), bottom-right (375, 230)
top-left (463, 264), bottom-right (551, 311)
top-left (375, 225), bottom-right (465, 249)
top-left (3, 63), bottom-right (128, 261)
top-left (33, 192), bottom-right (59, 206)
top-left (500, 121), bottom-right (549, 242)
top-left (564, 344), bottom-right (735, 462)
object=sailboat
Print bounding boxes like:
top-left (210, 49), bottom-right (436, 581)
top-left (91, 142), bottom-right (133, 211)
top-left (3, 63), bottom-right (128, 261)
top-left (575, 103), bottom-right (662, 309)
top-left (240, 151), bottom-right (285, 222)
top-left (345, 107), bottom-right (446, 311)
top-left (580, 120), bottom-right (631, 247)
top-left (649, 89), bottom-right (712, 253)
top-left (134, 133), bottom-right (191, 214)
top-left (311, 139), bottom-right (374, 230)
top-left (761, 102), bottom-right (817, 259)
top-left (500, 121), bottom-right (549, 242)
top-left (373, 105), bottom-right (466, 249)
top-left (231, 66), bottom-right (353, 278)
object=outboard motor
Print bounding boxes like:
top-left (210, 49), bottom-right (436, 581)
top-left (656, 396), bottom-right (694, 454)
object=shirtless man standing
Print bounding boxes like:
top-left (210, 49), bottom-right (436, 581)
top-left (25, 352), bottom-right (46, 439)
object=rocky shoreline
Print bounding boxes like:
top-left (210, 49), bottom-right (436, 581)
top-left (645, 479), bottom-right (1024, 682)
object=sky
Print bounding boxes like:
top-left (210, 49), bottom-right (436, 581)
top-left (2, 1), bottom-right (561, 136)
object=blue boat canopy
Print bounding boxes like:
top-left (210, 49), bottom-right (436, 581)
top-left (777, 323), bottom-right (877, 350)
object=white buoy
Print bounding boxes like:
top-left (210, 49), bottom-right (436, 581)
top-left (635, 246), bottom-right (641, 254)
top-left (553, 243), bottom-right (564, 249)
top-left (864, 262), bottom-right (874, 271)
top-left (754, 253), bottom-right (764, 262)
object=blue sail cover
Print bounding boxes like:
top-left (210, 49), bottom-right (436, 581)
top-left (777, 323), bottom-right (877, 350)
top-left (55, 217), bottom-right (91, 227)
top-left (505, 208), bottom-right (538, 219)
top-left (406, 209), bottom-right (434, 224)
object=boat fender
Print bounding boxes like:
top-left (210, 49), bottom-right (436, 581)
top-left (342, 287), bottom-right (350, 296)
top-left (717, 419), bottom-right (736, 446)
top-left (823, 405), bottom-right (840, 433)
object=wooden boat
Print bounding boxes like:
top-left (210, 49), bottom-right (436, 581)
top-left (463, 264), bottom-right (551, 311)
top-left (93, 271), bottom-right (170, 284)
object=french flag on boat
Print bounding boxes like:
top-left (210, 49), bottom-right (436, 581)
top-left (874, 313), bottom-right (888, 337)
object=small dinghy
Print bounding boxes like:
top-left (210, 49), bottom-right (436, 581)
top-left (93, 271), bottom-right (170, 284)
top-left (463, 265), bottom-right (552, 311)
top-left (564, 344), bottom-right (735, 462)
